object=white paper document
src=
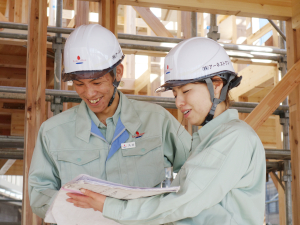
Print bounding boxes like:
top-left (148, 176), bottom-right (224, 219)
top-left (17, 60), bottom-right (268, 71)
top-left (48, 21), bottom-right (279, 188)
top-left (45, 174), bottom-right (180, 225)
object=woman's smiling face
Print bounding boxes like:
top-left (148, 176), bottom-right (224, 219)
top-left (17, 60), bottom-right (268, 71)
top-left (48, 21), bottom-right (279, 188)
top-left (173, 83), bottom-right (212, 126)
top-left (173, 79), bottom-right (224, 126)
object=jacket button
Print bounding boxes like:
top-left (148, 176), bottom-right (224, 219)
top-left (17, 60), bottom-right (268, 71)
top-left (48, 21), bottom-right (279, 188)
top-left (141, 148), bottom-right (146, 152)
top-left (77, 158), bottom-right (81, 162)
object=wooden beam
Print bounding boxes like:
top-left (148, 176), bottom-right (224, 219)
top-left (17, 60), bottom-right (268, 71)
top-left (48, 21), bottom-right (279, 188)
top-left (0, 67), bottom-right (26, 81)
top-left (230, 65), bottom-right (277, 101)
top-left (67, 16), bottom-right (75, 28)
top-left (230, 58), bottom-right (278, 67)
top-left (133, 6), bottom-right (173, 37)
top-left (244, 59), bottom-right (300, 131)
top-left (286, 18), bottom-right (300, 225)
top-left (0, 159), bottom-right (16, 175)
top-left (0, 54), bottom-right (54, 69)
top-left (217, 15), bottom-right (229, 25)
top-left (118, 0), bottom-right (291, 21)
top-left (11, 113), bottom-right (24, 136)
top-left (293, 13), bottom-right (300, 29)
top-left (181, 11), bottom-right (191, 39)
top-left (134, 69), bottom-right (150, 95)
top-left (14, 0), bottom-right (21, 23)
top-left (22, 0), bottom-right (47, 223)
top-left (247, 23), bottom-right (273, 45)
top-left (75, 0), bottom-right (89, 27)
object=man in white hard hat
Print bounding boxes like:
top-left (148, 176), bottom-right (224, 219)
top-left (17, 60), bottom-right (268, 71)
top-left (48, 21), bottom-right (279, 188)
top-left (28, 24), bottom-right (191, 219)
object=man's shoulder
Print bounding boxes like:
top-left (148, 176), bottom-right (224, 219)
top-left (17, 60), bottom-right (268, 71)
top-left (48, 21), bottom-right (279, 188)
top-left (41, 105), bottom-right (79, 132)
top-left (129, 99), bottom-right (168, 116)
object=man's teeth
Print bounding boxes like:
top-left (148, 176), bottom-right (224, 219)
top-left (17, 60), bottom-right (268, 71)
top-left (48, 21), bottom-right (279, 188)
top-left (183, 110), bottom-right (190, 115)
top-left (89, 98), bottom-right (100, 104)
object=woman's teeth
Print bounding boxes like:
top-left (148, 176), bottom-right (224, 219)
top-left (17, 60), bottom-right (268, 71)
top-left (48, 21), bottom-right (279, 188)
top-left (184, 110), bottom-right (190, 115)
top-left (89, 98), bottom-right (100, 104)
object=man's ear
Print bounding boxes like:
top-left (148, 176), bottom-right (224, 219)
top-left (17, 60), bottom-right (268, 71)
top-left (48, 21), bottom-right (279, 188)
top-left (116, 64), bottom-right (124, 82)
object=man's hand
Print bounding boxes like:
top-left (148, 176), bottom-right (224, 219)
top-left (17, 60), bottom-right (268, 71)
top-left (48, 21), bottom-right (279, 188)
top-left (66, 189), bottom-right (107, 212)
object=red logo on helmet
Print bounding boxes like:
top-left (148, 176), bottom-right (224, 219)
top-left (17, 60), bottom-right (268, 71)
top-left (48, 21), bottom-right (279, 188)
top-left (167, 65), bottom-right (169, 69)
top-left (77, 56), bottom-right (80, 60)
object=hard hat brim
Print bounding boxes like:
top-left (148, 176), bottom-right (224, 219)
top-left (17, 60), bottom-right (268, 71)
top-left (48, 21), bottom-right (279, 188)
top-left (62, 55), bottom-right (125, 82)
top-left (155, 70), bottom-right (238, 93)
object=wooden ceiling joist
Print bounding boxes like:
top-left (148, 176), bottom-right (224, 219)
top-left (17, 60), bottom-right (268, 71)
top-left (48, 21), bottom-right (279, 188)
top-left (118, 0), bottom-right (291, 20)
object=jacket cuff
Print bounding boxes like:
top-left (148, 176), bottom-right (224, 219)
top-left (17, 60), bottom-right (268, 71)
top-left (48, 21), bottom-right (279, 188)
top-left (103, 197), bottom-right (124, 221)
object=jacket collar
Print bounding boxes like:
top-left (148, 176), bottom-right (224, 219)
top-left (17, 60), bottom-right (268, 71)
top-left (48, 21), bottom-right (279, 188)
top-left (75, 91), bottom-right (142, 143)
top-left (198, 109), bottom-right (239, 142)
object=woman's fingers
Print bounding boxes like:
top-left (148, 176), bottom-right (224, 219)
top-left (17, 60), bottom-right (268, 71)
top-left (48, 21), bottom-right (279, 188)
top-left (66, 198), bottom-right (91, 208)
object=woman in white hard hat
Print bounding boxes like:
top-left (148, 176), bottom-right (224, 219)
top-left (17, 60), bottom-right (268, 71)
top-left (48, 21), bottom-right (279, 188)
top-left (67, 37), bottom-right (266, 225)
top-left (28, 24), bottom-right (191, 220)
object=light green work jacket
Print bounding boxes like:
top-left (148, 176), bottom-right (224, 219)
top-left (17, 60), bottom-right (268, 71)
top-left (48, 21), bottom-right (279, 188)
top-left (103, 109), bottom-right (266, 225)
top-left (28, 91), bottom-right (191, 218)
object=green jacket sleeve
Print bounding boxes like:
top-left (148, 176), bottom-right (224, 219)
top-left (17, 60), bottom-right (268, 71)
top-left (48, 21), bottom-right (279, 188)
top-left (28, 123), bottom-right (60, 218)
top-left (103, 128), bottom-right (258, 225)
top-left (162, 110), bottom-right (191, 172)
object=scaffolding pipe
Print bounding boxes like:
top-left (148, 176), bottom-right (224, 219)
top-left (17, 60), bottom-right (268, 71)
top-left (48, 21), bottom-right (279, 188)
top-left (0, 22), bottom-right (287, 55)
top-left (268, 19), bottom-right (286, 41)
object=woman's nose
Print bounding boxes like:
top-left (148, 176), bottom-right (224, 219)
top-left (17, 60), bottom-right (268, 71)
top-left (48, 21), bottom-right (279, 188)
top-left (175, 95), bottom-right (185, 109)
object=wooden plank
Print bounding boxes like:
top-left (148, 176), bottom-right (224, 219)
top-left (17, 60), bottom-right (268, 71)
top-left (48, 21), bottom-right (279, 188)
top-left (21, 0), bottom-right (47, 223)
top-left (133, 6), bottom-right (173, 37)
top-left (247, 23), bottom-right (273, 44)
top-left (244, 59), bottom-right (300, 130)
top-left (0, 54), bottom-right (54, 69)
top-left (118, 0), bottom-right (292, 20)
top-left (75, 0), bottom-right (89, 27)
top-left (21, 0), bottom-right (28, 23)
top-left (286, 18), bottom-right (300, 225)
top-left (230, 65), bottom-right (277, 101)
top-left (14, 0), bottom-right (21, 22)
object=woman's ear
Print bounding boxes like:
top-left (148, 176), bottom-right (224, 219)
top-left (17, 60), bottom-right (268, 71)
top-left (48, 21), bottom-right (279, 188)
top-left (213, 79), bottom-right (223, 99)
top-left (116, 64), bottom-right (124, 82)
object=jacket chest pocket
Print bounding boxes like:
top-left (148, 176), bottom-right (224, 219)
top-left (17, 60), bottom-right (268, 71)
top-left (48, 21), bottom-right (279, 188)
top-left (121, 136), bottom-right (165, 187)
top-left (57, 150), bottom-right (101, 185)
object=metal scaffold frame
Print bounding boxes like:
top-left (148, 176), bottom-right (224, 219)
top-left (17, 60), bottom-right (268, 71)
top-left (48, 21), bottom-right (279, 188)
top-left (0, 3), bottom-right (293, 224)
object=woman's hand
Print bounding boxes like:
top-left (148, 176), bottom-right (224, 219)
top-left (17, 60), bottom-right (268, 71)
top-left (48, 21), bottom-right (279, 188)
top-left (66, 189), bottom-right (106, 212)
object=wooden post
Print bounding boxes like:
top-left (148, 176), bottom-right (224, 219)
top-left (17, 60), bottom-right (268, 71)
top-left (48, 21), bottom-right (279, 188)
top-left (99, 0), bottom-right (118, 35)
top-left (75, 0), bottom-right (90, 27)
top-left (286, 18), bottom-right (300, 225)
top-left (21, 0), bottom-right (47, 224)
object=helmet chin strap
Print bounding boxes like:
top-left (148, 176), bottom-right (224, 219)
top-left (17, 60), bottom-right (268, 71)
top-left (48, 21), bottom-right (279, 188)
top-left (201, 74), bottom-right (235, 126)
top-left (108, 68), bottom-right (120, 107)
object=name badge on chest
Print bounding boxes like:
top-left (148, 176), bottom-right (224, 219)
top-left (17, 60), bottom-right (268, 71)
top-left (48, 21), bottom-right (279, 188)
top-left (121, 142), bottom-right (136, 149)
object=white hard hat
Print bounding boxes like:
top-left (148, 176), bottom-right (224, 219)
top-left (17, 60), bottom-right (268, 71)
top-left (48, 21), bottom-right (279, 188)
top-left (156, 37), bottom-right (240, 92)
top-left (156, 37), bottom-right (242, 126)
top-left (62, 24), bottom-right (124, 82)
